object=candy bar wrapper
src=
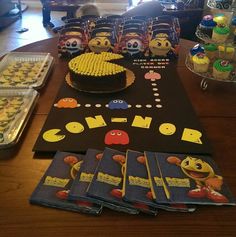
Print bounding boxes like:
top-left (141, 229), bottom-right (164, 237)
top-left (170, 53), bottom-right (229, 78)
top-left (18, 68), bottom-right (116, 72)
top-left (69, 148), bottom-right (103, 208)
top-left (87, 147), bottom-right (139, 214)
top-left (145, 151), bottom-right (236, 206)
top-left (148, 28), bottom-right (179, 58)
top-left (88, 35), bottom-right (117, 54)
top-left (58, 28), bottom-right (88, 58)
top-left (150, 15), bottom-right (180, 38)
top-left (55, 15), bottom-right (180, 60)
top-left (29, 151), bottom-right (102, 215)
top-left (91, 28), bottom-right (117, 41)
top-left (118, 35), bottom-right (148, 58)
top-left (81, 15), bottom-right (100, 33)
top-left (123, 150), bottom-right (158, 215)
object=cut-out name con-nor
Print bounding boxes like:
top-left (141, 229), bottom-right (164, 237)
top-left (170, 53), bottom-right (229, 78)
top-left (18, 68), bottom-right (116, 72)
top-left (42, 115), bottom-right (203, 145)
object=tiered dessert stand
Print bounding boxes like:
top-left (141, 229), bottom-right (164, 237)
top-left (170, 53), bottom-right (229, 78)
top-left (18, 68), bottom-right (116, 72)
top-left (185, 0), bottom-right (236, 90)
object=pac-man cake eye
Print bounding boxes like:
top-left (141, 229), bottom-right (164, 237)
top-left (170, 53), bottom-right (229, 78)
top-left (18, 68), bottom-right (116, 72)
top-left (118, 100), bottom-right (123, 103)
top-left (111, 132), bottom-right (116, 135)
top-left (105, 40), bottom-right (109, 46)
top-left (117, 132), bottom-right (122, 136)
top-left (96, 41), bottom-right (101, 45)
top-left (113, 100), bottom-right (118, 103)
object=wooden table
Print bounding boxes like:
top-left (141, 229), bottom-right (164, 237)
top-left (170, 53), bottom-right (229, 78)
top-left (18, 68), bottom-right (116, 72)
top-left (0, 38), bottom-right (236, 237)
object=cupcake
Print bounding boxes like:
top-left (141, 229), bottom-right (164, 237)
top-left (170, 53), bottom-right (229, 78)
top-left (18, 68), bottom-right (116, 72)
top-left (231, 16), bottom-right (236, 32)
top-left (213, 59), bottom-right (233, 80)
top-left (192, 53), bottom-right (210, 73)
top-left (213, 14), bottom-right (228, 26)
top-left (199, 15), bottom-right (217, 37)
top-left (204, 43), bottom-right (218, 60)
top-left (212, 25), bottom-right (230, 43)
top-left (189, 44), bottom-right (204, 62)
top-left (218, 45), bottom-right (235, 60)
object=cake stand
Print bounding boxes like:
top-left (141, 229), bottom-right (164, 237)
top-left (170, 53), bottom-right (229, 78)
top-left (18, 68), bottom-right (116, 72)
top-left (185, 0), bottom-right (236, 90)
top-left (185, 54), bottom-right (236, 90)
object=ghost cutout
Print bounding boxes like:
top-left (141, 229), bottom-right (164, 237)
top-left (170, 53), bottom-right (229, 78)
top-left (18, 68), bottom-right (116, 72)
top-left (104, 129), bottom-right (129, 145)
top-left (108, 99), bottom-right (128, 109)
top-left (144, 70), bottom-right (161, 80)
top-left (54, 98), bottom-right (79, 108)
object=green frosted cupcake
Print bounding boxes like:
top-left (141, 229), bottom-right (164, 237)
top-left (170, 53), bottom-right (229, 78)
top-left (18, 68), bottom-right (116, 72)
top-left (213, 59), bottom-right (233, 80)
top-left (212, 25), bottom-right (230, 43)
top-left (204, 43), bottom-right (217, 60)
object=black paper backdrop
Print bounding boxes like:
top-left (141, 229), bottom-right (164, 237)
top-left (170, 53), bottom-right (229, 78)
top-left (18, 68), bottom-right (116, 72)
top-left (33, 59), bottom-right (211, 154)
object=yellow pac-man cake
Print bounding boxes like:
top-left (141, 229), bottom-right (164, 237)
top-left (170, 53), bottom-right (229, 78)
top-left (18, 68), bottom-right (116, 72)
top-left (68, 52), bottom-right (127, 91)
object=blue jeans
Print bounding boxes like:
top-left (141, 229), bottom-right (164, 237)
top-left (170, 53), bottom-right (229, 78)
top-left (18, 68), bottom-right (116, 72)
top-left (40, 0), bottom-right (51, 24)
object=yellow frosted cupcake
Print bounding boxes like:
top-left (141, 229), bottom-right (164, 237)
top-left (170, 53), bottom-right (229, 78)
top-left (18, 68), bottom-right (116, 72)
top-left (192, 53), bottom-right (210, 73)
top-left (218, 45), bottom-right (235, 60)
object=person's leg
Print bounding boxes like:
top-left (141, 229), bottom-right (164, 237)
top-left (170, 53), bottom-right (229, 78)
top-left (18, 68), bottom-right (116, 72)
top-left (42, 6), bottom-right (51, 26)
top-left (122, 1), bottom-right (163, 18)
top-left (65, 11), bottom-right (74, 20)
top-left (40, 0), bottom-right (54, 27)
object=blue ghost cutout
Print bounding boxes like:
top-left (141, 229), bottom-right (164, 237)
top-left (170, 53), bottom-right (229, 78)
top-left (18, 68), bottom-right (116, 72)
top-left (108, 99), bottom-right (128, 109)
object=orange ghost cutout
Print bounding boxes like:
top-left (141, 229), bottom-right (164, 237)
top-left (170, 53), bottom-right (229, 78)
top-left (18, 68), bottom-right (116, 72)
top-left (54, 98), bottom-right (78, 108)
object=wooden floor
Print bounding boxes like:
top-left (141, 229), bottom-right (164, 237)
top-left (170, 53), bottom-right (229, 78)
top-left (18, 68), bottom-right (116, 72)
top-left (0, 7), bottom-right (67, 57)
top-left (0, 5), bottom-right (125, 57)
top-left (0, 7), bottom-right (64, 57)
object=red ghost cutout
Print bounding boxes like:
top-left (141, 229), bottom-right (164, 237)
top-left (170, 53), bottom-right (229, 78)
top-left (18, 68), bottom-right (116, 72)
top-left (104, 130), bottom-right (129, 145)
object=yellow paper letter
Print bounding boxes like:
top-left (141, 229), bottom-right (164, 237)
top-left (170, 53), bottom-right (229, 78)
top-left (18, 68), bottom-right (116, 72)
top-left (131, 115), bottom-right (152, 129)
top-left (85, 115), bottom-right (107, 129)
top-left (159, 123), bottom-right (176, 135)
top-left (181, 128), bottom-right (202, 144)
